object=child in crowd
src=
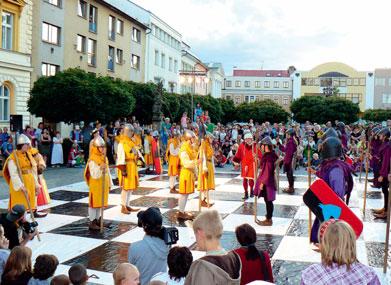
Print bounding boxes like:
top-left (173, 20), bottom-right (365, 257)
top-left (28, 254), bottom-right (59, 285)
top-left (0, 225), bottom-right (9, 278)
top-left (68, 264), bottom-right (88, 285)
top-left (113, 263), bottom-right (139, 285)
top-left (50, 275), bottom-right (70, 285)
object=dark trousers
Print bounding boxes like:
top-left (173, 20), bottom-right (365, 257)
top-left (287, 168), bottom-right (294, 187)
top-left (382, 179), bottom-right (389, 210)
top-left (262, 186), bottom-right (274, 219)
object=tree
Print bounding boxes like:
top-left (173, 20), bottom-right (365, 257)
top-left (218, 98), bottom-right (236, 124)
top-left (129, 81), bottom-right (156, 124)
top-left (28, 68), bottom-right (135, 123)
top-left (363, 109), bottom-right (391, 122)
top-left (291, 95), bottom-right (359, 124)
top-left (235, 100), bottom-right (289, 123)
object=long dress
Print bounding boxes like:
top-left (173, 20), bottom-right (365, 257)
top-left (51, 137), bottom-right (64, 165)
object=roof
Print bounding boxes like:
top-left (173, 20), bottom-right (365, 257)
top-left (101, 0), bottom-right (149, 29)
top-left (233, 70), bottom-right (290, 77)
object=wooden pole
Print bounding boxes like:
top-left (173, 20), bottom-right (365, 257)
top-left (359, 146), bottom-right (364, 183)
top-left (100, 164), bottom-right (106, 233)
top-left (253, 143), bottom-right (261, 225)
top-left (383, 160), bottom-right (391, 273)
top-left (363, 146), bottom-right (369, 217)
top-left (307, 146), bottom-right (312, 243)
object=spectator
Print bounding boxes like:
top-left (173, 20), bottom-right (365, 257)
top-left (1, 246), bottom-right (33, 285)
top-left (0, 127), bottom-right (10, 145)
top-left (1, 136), bottom-right (13, 159)
top-left (39, 128), bottom-right (51, 164)
top-left (181, 112), bottom-right (188, 129)
top-left (301, 220), bottom-right (380, 285)
top-left (50, 275), bottom-right (70, 285)
top-left (113, 263), bottom-right (140, 285)
top-left (28, 254), bottom-right (59, 285)
top-left (68, 264), bottom-right (88, 285)
top-left (68, 140), bottom-right (83, 167)
top-left (128, 207), bottom-right (170, 285)
top-left (233, 224), bottom-right (273, 284)
top-left (0, 225), bottom-right (10, 277)
top-left (151, 247), bottom-right (193, 285)
top-left (185, 210), bottom-right (241, 285)
top-left (194, 103), bottom-right (202, 122)
top-left (24, 126), bottom-right (37, 147)
top-left (81, 122), bottom-right (93, 162)
top-left (51, 132), bottom-right (63, 167)
top-left (35, 123), bottom-right (44, 146)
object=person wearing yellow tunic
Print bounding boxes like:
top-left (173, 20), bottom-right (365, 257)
top-left (167, 130), bottom-right (181, 193)
top-left (3, 134), bottom-right (41, 216)
top-left (177, 130), bottom-right (197, 220)
top-left (117, 124), bottom-right (140, 215)
top-left (84, 136), bottom-right (112, 231)
top-left (30, 147), bottom-right (50, 216)
top-left (197, 132), bottom-right (215, 208)
top-left (133, 127), bottom-right (143, 168)
top-left (143, 129), bottom-right (153, 174)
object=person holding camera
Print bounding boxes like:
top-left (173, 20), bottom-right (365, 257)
top-left (0, 205), bottom-right (37, 249)
top-left (128, 207), bottom-right (171, 285)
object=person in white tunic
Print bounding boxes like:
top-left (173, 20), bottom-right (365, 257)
top-left (51, 132), bottom-right (63, 166)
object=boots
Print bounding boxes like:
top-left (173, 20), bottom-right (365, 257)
top-left (372, 208), bottom-right (385, 214)
top-left (89, 219), bottom-right (100, 231)
top-left (283, 187), bottom-right (295, 194)
top-left (126, 206), bottom-right (140, 212)
top-left (250, 190), bottom-right (254, 198)
top-left (170, 187), bottom-right (179, 194)
top-left (33, 211), bottom-right (48, 218)
top-left (176, 211), bottom-right (194, 220)
top-left (242, 191), bottom-right (249, 200)
top-left (121, 205), bottom-right (131, 215)
top-left (374, 211), bottom-right (387, 219)
top-left (201, 198), bottom-right (214, 208)
top-left (259, 219), bottom-right (273, 226)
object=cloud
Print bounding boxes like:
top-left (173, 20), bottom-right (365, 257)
top-left (131, 0), bottom-right (391, 73)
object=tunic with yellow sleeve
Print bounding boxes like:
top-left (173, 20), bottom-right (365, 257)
top-left (30, 148), bottom-right (51, 206)
top-left (84, 146), bottom-right (112, 208)
top-left (179, 141), bottom-right (197, 194)
top-left (3, 150), bottom-right (40, 210)
top-left (197, 140), bottom-right (215, 191)
top-left (167, 138), bottom-right (180, 176)
top-left (144, 135), bottom-right (153, 165)
top-left (117, 136), bottom-right (139, 191)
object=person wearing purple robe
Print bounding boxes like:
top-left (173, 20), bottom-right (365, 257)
top-left (369, 127), bottom-right (382, 188)
top-left (278, 128), bottom-right (297, 194)
top-left (310, 137), bottom-right (353, 244)
top-left (373, 128), bottom-right (391, 219)
top-left (254, 136), bottom-right (278, 226)
top-left (336, 122), bottom-right (349, 152)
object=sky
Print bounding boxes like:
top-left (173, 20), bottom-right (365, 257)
top-left (132, 0), bottom-right (391, 75)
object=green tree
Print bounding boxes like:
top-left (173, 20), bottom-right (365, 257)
top-left (235, 100), bottom-right (289, 123)
top-left (363, 109), bottom-right (391, 122)
top-left (218, 98), bottom-right (236, 124)
top-left (28, 68), bottom-right (135, 123)
top-left (129, 82), bottom-right (156, 124)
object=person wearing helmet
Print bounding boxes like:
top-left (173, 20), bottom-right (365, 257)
top-left (178, 130), bottom-right (197, 220)
top-left (336, 122), bottom-right (348, 151)
top-left (166, 130), bottom-right (181, 194)
top-left (368, 127), bottom-right (382, 187)
top-left (84, 136), bottom-right (112, 230)
top-left (253, 136), bottom-right (279, 226)
top-left (143, 129), bottom-right (153, 174)
top-left (2, 134), bottom-right (42, 217)
top-left (232, 132), bottom-right (262, 200)
top-left (151, 131), bottom-right (162, 175)
top-left (373, 128), bottom-right (391, 219)
top-left (197, 132), bottom-right (216, 208)
top-left (310, 137), bottom-right (353, 244)
top-left (116, 124), bottom-right (140, 215)
top-left (278, 128), bottom-right (297, 194)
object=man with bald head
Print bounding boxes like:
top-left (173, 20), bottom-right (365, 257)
top-left (113, 263), bottom-right (140, 285)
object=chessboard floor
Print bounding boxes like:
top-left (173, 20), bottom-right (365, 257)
top-left (1, 168), bottom-right (390, 285)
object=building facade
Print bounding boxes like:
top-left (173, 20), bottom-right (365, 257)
top-left (293, 62), bottom-right (374, 111)
top-left (222, 69), bottom-right (293, 111)
top-left (180, 46), bottom-right (208, 96)
top-left (0, 0), bottom-right (33, 128)
top-left (373, 68), bottom-right (391, 109)
top-left (206, 62), bottom-right (224, 98)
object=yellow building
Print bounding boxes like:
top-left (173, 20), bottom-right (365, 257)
top-left (298, 62), bottom-right (371, 111)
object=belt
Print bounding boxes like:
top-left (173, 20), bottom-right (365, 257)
top-left (207, 159), bottom-right (212, 162)
top-left (21, 169), bottom-right (32, 175)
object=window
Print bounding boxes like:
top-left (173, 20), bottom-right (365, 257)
top-left (340, 78), bottom-right (346, 87)
top-left (77, 0), bottom-right (87, 18)
top-left (250, 96), bottom-right (255, 102)
top-left (383, 94), bottom-right (391, 104)
top-left (132, 27), bottom-right (141, 43)
top-left (226, 81), bottom-right (232, 87)
top-left (264, 81), bottom-right (270, 88)
top-left (116, 19), bottom-right (123, 35)
top-left (226, 95), bottom-right (231, 100)
top-left (108, 46), bottom-right (114, 71)
top-left (116, 49), bottom-right (123, 64)
top-left (255, 81), bottom-right (261, 88)
top-left (161, 53), bottom-right (165, 68)
top-left (375, 78), bottom-right (385, 86)
top-left (283, 81), bottom-right (289, 88)
top-left (42, 22), bottom-right (60, 45)
top-left (87, 38), bottom-right (96, 66)
top-left (76, 35), bottom-right (86, 52)
top-left (108, 16), bottom-right (115, 40)
top-left (1, 12), bottom-right (13, 50)
top-left (235, 81), bottom-right (241, 87)
top-left (274, 97), bottom-right (279, 103)
top-left (244, 96), bottom-right (249, 103)
top-left (89, 5), bottom-right (97, 33)
top-left (0, 85), bottom-right (10, 121)
top-left (244, 81), bottom-right (250, 87)
top-left (169, 57), bottom-right (173, 72)
top-left (154, 50), bottom-right (159, 66)
top-left (45, 0), bottom-right (61, 7)
top-left (41, 63), bottom-right (59, 76)
top-left (353, 78), bottom-right (359, 85)
top-left (131, 54), bottom-right (140, 70)
top-left (360, 78), bottom-right (365, 86)
top-left (283, 98), bottom-right (289, 105)
top-left (174, 60), bottom-right (178, 73)
top-left (347, 78), bottom-right (352, 86)
top-left (274, 81), bottom-right (279, 88)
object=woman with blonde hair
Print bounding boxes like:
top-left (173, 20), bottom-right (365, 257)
top-left (301, 220), bottom-right (380, 284)
top-left (1, 246), bottom-right (33, 284)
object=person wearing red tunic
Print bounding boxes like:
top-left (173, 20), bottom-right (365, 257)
top-left (233, 132), bottom-right (262, 200)
top-left (151, 131), bottom-right (162, 175)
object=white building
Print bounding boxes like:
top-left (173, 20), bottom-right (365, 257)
top-left (206, 63), bottom-right (225, 98)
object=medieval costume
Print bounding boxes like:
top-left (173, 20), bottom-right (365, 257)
top-left (30, 148), bottom-right (50, 215)
top-left (254, 136), bottom-right (278, 226)
top-left (151, 131), bottom-right (162, 175)
top-left (279, 129), bottom-right (297, 194)
top-left (84, 136), bottom-right (112, 230)
top-left (143, 130), bottom-right (153, 173)
top-left (336, 122), bottom-right (349, 152)
top-left (233, 132), bottom-right (262, 200)
top-left (197, 132), bottom-right (215, 208)
top-left (369, 127), bottom-right (382, 188)
top-left (167, 131), bottom-right (181, 193)
top-left (310, 137), bottom-right (353, 243)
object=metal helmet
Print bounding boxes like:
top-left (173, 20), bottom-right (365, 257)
top-left (205, 132), bottom-right (215, 140)
top-left (123, 124), bottom-right (134, 138)
top-left (93, 136), bottom-right (105, 147)
top-left (260, 136), bottom-right (273, 146)
top-left (321, 137), bottom-right (343, 160)
top-left (371, 127), bottom-right (380, 137)
top-left (244, 132), bottom-right (253, 140)
top-left (286, 128), bottom-right (295, 136)
top-left (152, 131), bottom-right (159, 137)
top-left (173, 130), bottom-right (181, 137)
top-left (378, 127), bottom-right (391, 139)
top-left (144, 129), bottom-right (150, 135)
top-left (17, 134), bottom-right (31, 146)
top-left (321, 128), bottom-right (339, 141)
top-left (183, 129), bottom-right (196, 140)
top-left (336, 122), bottom-right (346, 131)
top-left (134, 127), bottom-right (141, 135)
